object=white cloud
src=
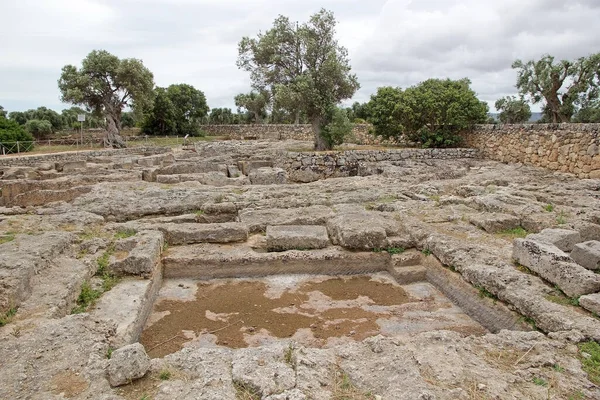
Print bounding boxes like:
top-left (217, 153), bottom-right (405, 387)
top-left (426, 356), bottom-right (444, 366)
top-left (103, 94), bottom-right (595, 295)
top-left (0, 0), bottom-right (599, 113)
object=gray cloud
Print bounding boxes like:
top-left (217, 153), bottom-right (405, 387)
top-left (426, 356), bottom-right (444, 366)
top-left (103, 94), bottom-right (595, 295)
top-left (1, 0), bottom-right (599, 114)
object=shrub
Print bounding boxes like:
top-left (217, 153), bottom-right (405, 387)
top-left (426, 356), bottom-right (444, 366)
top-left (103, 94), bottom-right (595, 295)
top-left (25, 119), bottom-right (53, 139)
top-left (320, 107), bottom-right (353, 149)
top-left (0, 117), bottom-right (34, 153)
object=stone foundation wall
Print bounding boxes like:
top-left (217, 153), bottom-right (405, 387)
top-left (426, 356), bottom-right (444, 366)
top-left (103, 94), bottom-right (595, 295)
top-left (460, 124), bottom-right (600, 179)
top-left (0, 147), bottom-right (171, 167)
top-left (279, 148), bottom-right (480, 182)
top-left (202, 124), bottom-right (372, 142)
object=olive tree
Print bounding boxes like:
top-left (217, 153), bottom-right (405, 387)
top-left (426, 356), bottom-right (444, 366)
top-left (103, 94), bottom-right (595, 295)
top-left (512, 54), bottom-right (600, 123)
top-left (237, 9), bottom-right (359, 150)
top-left (234, 91), bottom-right (269, 124)
top-left (495, 96), bottom-right (532, 124)
top-left (58, 50), bottom-right (154, 147)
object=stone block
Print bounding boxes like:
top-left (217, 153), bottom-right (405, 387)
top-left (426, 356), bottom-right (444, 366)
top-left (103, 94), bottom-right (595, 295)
top-left (327, 214), bottom-right (387, 250)
top-left (390, 266), bottom-right (427, 284)
top-left (249, 167), bottom-right (288, 185)
top-left (107, 343), bottom-right (151, 387)
top-left (513, 238), bottom-right (600, 297)
top-left (391, 250), bottom-right (422, 267)
top-left (266, 225), bottom-right (330, 251)
top-left (238, 160), bottom-right (273, 175)
top-left (579, 293), bottom-right (600, 315)
top-left (109, 231), bottom-right (164, 277)
top-left (159, 222), bottom-right (248, 245)
top-left (227, 164), bottom-right (242, 178)
top-left (469, 213), bottom-right (521, 233)
top-left (55, 160), bottom-right (86, 172)
top-left (527, 228), bottom-right (582, 252)
top-left (571, 241), bottom-right (600, 270)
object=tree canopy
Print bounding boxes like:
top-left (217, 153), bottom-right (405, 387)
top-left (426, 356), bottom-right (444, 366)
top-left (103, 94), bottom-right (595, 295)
top-left (237, 9), bottom-right (359, 149)
top-left (58, 50), bottom-right (154, 147)
top-left (25, 119), bottom-right (53, 139)
top-left (512, 54), bottom-right (600, 123)
top-left (0, 106), bottom-right (6, 119)
top-left (142, 84), bottom-right (209, 136)
top-left (8, 107), bottom-right (63, 132)
top-left (495, 96), bottom-right (532, 124)
top-left (234, 91), bottom-right (269, 124)
top-left (367, 79), bottom-right (488, 147)
top-left (0, 116), bottom-right (34, 153)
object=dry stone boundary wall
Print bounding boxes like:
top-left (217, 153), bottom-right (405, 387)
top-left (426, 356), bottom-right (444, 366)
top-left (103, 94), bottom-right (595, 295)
top-left (461, 123), bottom-right (600, 179)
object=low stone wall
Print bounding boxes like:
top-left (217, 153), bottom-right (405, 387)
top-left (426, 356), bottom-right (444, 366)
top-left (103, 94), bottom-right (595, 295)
top-left (461, 124), bottom-right (600, 179)
top-left (280, 148), bottom-right (480, 182)
top-left (202, 124), bottom-right (372, 142)
top-left (0, 147), bottom-right (171, 167)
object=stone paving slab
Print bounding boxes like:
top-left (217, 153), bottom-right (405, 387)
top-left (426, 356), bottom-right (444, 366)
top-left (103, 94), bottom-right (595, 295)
top-left (571, 240), bottom-right (600, 270)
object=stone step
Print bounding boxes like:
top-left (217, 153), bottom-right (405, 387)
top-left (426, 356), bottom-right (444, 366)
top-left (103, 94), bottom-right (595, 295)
top-left (158, 223), bottom-right (248, 245)
top-left (389, 266), bottom-right (427, 284)
top-left (391, 250), bottom-right (422, 267)
top-left (266, 225), bottom-right (330, 251)
top-left (162, 243), bottom-right (390, 279)
top-left (90, 275), bottom-right (162, 348)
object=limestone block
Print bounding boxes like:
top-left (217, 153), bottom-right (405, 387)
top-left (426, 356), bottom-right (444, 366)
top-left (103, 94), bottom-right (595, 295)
top-left (249, 167), bottom-right (288, 185)
top-left (513, 238), bottom-right (600, 297)
top-left (107, 343), bottom-right (151, 387)
top-left (527, 228), bottom-right (582, 252)
top-left (109, 231), bottom-right (164, 277)
top-left (469, 213), bottom-right (521, 233)
top-left (579, 293), bottom-right (600, 315)
top-left (266, 225), bottom-right (330, 251)
top-left (327, 213), bottom-right (400, 250)
top-left (232, 346), bottom-right (296, 397)
top-left (159, 222), bottom-right (248, 245)
top-left (571, 241), bottom-right (600, 270)
top-left (55, 160), bottom-right (86, 172)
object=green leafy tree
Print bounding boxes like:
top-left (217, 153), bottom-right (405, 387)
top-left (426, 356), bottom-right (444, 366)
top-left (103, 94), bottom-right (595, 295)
top-left (61, 107), bottom-right (105, 129)
top-left (367, 87), bottom-right (404, 139)
top-left (142, 84), bottom-right (208, 136)
top-left (238, 9), bottom-right (359, 150)
top-left (0, 106), bottom-right (6, 118)
top-left (58, 50), bottom-right (154, 148)
top-left (166, 84), bottom-right (209, 135)
top-left (8, 111), bottom-right (27, 125)
top-left (234, 91), bottom-right (269, 124)
top-left (512, 54), bottom-right (600, 123)
top-left (209, 108), bottom-right (235, 124)
top-left (121, 112), bottom-right (136, 129)
top-left (25, 119), bottom-right (53, 138)
top-left (573, 99), bottom-right (600, 122)
top-left (28, 107), bottom-right (64, 131)
top-left (0, 116), bottom-right (34, 153)
top-left (320, 107), bottom-right (353, 148)
top-left (369, 79), bottom-right (488, 147)
top-left (495, 96), bottom-right (532, 123)
top-left (141, 88), bottom-right (177, 136)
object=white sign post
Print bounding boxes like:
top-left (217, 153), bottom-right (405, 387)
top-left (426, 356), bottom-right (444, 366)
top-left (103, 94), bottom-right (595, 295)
top-left (77, 114), bottom-right (86, 147)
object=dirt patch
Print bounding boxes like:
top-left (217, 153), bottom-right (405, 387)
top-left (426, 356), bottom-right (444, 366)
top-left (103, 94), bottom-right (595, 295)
top-left (141, 275), bottom-right (414, 357)
top-left (48, 371), bottom-right (89, 398)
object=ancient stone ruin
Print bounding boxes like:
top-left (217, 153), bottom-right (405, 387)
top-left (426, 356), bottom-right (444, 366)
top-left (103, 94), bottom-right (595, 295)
top-left (1, 127), bottom-right (600, 399)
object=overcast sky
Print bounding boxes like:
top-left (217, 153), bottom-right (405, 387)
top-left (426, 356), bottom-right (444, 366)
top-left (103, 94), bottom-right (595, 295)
top-left (1, 0), bottom-right (599, 114)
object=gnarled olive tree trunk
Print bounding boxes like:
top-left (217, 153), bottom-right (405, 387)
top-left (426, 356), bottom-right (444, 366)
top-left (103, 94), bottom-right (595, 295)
top-left (104, 113), bottom-right (127, 149)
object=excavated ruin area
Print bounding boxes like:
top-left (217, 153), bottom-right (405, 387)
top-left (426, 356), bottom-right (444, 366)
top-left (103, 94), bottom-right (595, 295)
top-left (1, 139), bottom-right (600, 399)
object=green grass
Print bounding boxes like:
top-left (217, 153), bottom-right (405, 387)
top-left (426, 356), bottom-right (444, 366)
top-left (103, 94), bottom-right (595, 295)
top-left (476, 285), bottom-right (497, 302)
top-left (533, 377), bottom-right (548, 387)
top-left (233, 381), bottom-right (261, 400)
top-left (544, 204), bottom-right (554, 212)
top-left (578, 341), bottom-right (600, 385)
top-left (106, 347), bottom-right (114, 359)
top-left (518, 315), bottom-right (538, 330)
top-left (545, 293), bottom-right (580, 307)
top-left (71, 281), bottom-right (102, 314)
top-left (373, 247), bottom-right (405, 255)
top-left (0, 308), bottom-right (17, 327)
top-left (556, 210), bottom-right (568, 225)
top-left (0, 233), bottom-right (15, 245)
top-left (497, 226), bottom-right (528, 240)
top-left (159, 370), bottom-right (172, 380)
top-left (114, 228), bottom-right (136, 240)
top-left (194, 209), bottom-right (205, 215)
top-left (284, 344), bottom-right (294, 367)
top-left (553, 364), bottom-right (565, 373)
top-left (421, 248), bottom-right (432, 256)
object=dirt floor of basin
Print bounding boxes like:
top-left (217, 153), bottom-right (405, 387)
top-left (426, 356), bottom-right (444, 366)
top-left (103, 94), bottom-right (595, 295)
top-left (140, 273), bottom-right (487, 358)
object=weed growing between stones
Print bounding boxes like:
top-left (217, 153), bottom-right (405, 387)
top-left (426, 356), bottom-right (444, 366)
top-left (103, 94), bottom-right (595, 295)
top-left (159, 369), bottom-right (171, 380)
top-left (0, 232), bottom-right (15, 244)
top-left (545, 287), bottom-right (580, 307)
top-left (422, 248), bottom-right (432, 256)
top-left (497, 227), bottom-right (528, 240)
top-left (556, 210), bottom-right (568, 225)
top-left (194, 209), bottom-right (205, 215)
top-left (533, 377), bottom-right (548, 387)
top-left (578, 341), bottom-right (600, 385)
top-left (476, 285), bottom-right (497, 303)
top-left (71, 282), bottom-right (102, 314)
top-left (544, 204), bottom-right (554, 212)
top-left (0, 307), bottom-right (17, 327)
top-left (331, 366), bottom-right (376, 399)
top-left (114, 227), bottom-right (136, 240)
top-left (233, 381), bottom-right (261, 400)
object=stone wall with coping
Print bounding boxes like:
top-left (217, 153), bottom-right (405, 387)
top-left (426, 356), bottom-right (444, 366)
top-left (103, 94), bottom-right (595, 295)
top-left (460, 124), bottom-right (600, 179)
top-left (279, 148), bottom-right (480, 182)
top-left (202, 124), bottom-right (372, 142)
top-left (0, 147), bottom-right (171, 167)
